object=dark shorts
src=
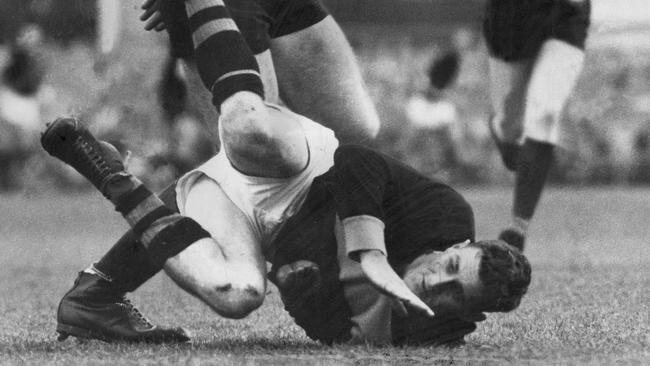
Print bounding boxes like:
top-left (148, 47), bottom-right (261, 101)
top-left (483, 0), bottom-right (591, 61)
top-left (159, 0), bottom-right (329, 58)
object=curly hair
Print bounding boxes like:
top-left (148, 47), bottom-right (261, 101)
top-left (469, 240), bottom-right (531, 312)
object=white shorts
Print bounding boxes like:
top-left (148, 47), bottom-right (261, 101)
top-left (175, 103), bottom-right (338, 251)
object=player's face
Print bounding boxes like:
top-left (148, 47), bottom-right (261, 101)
top-left (402, 242), bottom-right (483, 315)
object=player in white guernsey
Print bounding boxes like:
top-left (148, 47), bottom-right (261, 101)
top-left (42, 0), bottom-right (339, 343)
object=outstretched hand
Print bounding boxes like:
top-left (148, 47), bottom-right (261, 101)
top-left (141, 0), bottom-right (167, 31)
top-left (359, 250), bottom-right (435, 318)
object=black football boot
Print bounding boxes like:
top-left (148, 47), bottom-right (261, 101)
top-left (41, 117), bottom-right (135, 199)
top-left (499, 228), bottom-right (526, 252)
top-left (56, 272), bottom-right (190, 343)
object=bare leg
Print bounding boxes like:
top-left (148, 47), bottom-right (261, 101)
top-left (522, 40), bottom-right (585, 145)
top-left (487, 56), bottom-right (532, 144)
top-left (271, 16), bottom-right (380, 143)
top-left (505, 40), bottom-right (586, 249)
top-left (165, 176), bottom-right (267, 318)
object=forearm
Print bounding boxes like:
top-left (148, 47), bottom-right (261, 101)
top-left (341, 215), bottom-right (387, 261)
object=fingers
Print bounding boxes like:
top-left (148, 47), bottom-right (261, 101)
top-left (141, 0), bottom-right (157, 10)
top-left (386, 281), bottom-right (435, 318)
top-left (140, 0), bottom-right (166, 31)
top-left (154, 22), bottom-right (167, 32)
top-left (143, 12), bottom-right (165, 31)
top-left (140, 2), bottom-right (157, 19)
top-left (360, 253), bottom-right (435, 317)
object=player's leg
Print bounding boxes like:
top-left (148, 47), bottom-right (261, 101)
top-left (502, 39), bottom-right (586, 249)
top-left (486, 55), bottom-right (533, 171)
top-left (182, 0), bottom-right (309, 178)
top-left (270, 16), bottom-right (380, 143)
top-left (41, 118), bottom-right (205, 342)
top-left (43, 118), bottom-right (264, 338)
top-left (163, 176), bottom-right (267, 319)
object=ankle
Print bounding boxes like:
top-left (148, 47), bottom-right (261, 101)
top-left (104, 174), bottom-right (140, 204)
top-left (83, 264), bottom-right (113, 282)
top-left (509, 217), bottom-right (529, 236)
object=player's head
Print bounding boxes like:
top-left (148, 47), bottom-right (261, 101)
top-left (402, 239), bottom-right (531, 317)
top-left (469, 239), bottom-right (531, 312)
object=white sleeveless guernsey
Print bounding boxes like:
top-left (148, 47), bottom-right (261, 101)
top-left (175, 104), bottom-right (339, 251)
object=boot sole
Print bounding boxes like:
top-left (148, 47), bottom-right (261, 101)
top-left (57, 322), bottom-right (112, 342)
top-left (57, 322), bottom-right (191, 344)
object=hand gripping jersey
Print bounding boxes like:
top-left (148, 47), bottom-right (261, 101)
top-left (174, 104), bottom-right (338, 254)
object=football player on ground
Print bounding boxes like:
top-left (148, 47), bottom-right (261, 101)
top-left (483, 0), bottom-right (591, 250)
top-left (268, 144), bottom-right (531, 345)
top-left (42, 0), bottom-right (530, 345)
top-left (42, 0), bottom-right (397, 344)
top-left (43, 121), bottom-right (530, 345)
top-left (44, 0), bottom-right (337, 343)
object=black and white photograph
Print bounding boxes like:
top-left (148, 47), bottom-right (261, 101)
top-left (0, 0), bottom-right (648, 364)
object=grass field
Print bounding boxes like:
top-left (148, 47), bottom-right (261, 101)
top-left (0, 187), bottom-right (648, 365)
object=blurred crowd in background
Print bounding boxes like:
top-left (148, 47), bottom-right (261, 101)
top-left (0, 0), bottom-right (649, 194)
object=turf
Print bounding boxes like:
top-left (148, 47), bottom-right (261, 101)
top-left (0, 188), bottom-right (648, 365)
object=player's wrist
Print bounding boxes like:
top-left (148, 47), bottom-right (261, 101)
top-left (358, 249), bottom-right (386, 262)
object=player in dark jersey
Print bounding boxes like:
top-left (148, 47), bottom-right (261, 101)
top-left (42, 0), bottom-right (529, 345)
top-left (482, 0), bottom-right (591, 250)
top-left (268, 145), bottom-right (531, 345)
top-left (43, 126), bottom-right (530, 346)
top-left (140, 0), bottom-right (380, 144)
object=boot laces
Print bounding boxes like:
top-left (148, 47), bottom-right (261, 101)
top-left (73, 136), bottom-right (112, 184)
top-left (121, 297), bottom-right (154, 329)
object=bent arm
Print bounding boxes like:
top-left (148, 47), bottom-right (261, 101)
top-left (329, 147), bottom-right (434, 316)
top-left (330, 145), bottom-right (392, 259)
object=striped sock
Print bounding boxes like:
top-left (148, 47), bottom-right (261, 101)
top-left (111, 177), bottom-right (210, 266)
top-left (185, 0), bottom-right (264, 108)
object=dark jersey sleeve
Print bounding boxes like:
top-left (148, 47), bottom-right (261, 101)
top-left (330, 145), bottom-right (393, 222)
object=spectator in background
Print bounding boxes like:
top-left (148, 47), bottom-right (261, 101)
top-left (629, 127), bottom-right (650, 184)
top-left (404, 50), bottom-right (460, 181)
top-left (150, 55), bottom-right (216, 177)
top-left (0, 24), bottom-right (46, 191)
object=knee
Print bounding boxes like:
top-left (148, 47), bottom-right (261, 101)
top-left (200, 282), bottom-right (266, 319)
top-left (220, 95), bottom-right (277, 158)
top-left (524, 107), bottom-right (561, 143)
top-left (220, 93), bottom-right (270, 141)
top-left (491, 112), bottom-right (522, 143)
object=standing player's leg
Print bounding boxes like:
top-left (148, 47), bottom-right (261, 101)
top-left (183, 0), bottom-right (309, 177)
top-left (271, 16), bottom-right (380, 143)
top-left (486, 56), bottom-right (532, 171)
top-left (502, 39), bottom-right (586, 249)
